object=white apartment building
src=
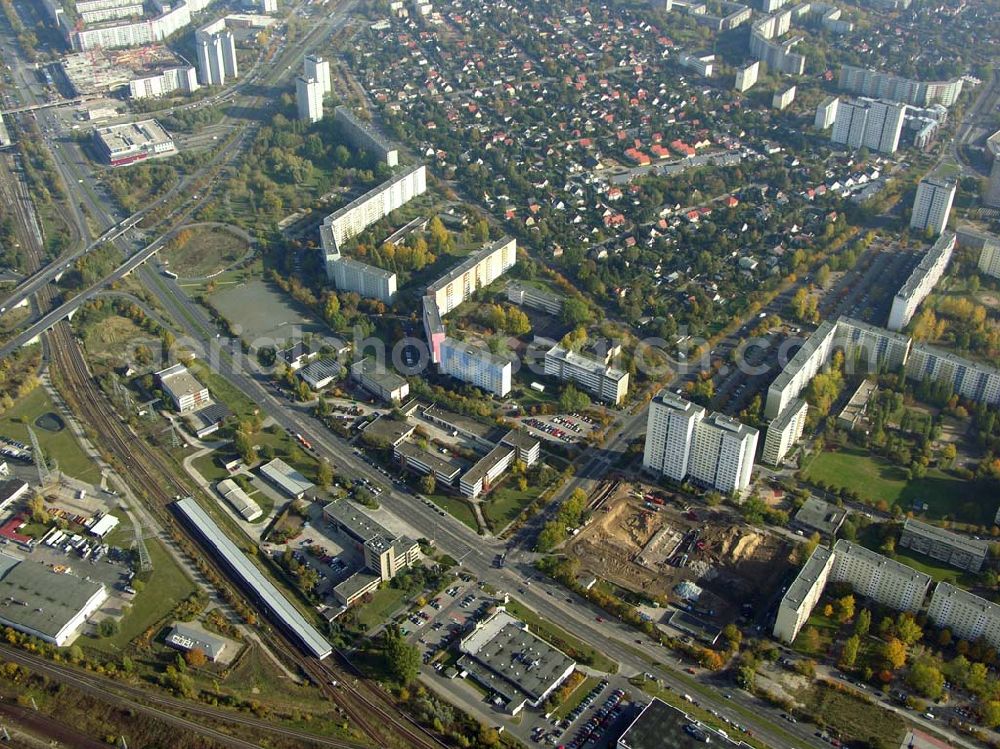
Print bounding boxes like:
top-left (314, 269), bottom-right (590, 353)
top-left (332, 256), bottom-right (396, 302)
top-left (761, 398), bottom-right (808, 466)
top-left (830, 98), bottom-right (905, 154)
top-left (774, 541), bottom-right (932, 644)
top-left (910, 177), bottom-right (956, 235)
top-left (773, 545), bottom-right (835, 643)
top-left (425, 237), bottom-right (518, 316)
top-left (321, 164), bottom-right (427, 266)
top-left (642, 391), bottom-right (705, 481)
top-left (906, 343), bottom-right (1000, 407)
top-left (888, 231), bottom-right (955, 331)
top-left (972, 233), bottom-right (1000, 279)
top-left (438, 337), bottom-right (513, 397)
top-left (772, 85), bottom-right (796, 110)
top-left (836, 316), bottom-right (911, 372)
top-left (129, 65), bottom-right (198, 99)
top-left (304, 54), bottom-right (331, 98)
top-left (838, 65), bottom-right (964, 108)
top-left (830, 540), bottom-right (932, 613)
top-left (334, 106), bottom-right (399, 167)
top-left (814, 96), bottom-right (839, 129)
top-left (506, 281), bottom-right (563, 316)
top-left (196, 26), bottom-right (237, 86)
top-left (764, 320), bottom-right (838, 418)
top-left (734, 61), bottom-right (759, 93)
top-left (927, 583), bottom-right (1000, 649)
top-left (544, 344), bottom-right (629, 405)
top-left (688, 412), bottom-right (759, 494)
top-left (678, 53), bottom-right (715, 78)
top-left (296, 76), bottom-right (323, 123)
top-left (986, 130), bottom-right (1000, 208)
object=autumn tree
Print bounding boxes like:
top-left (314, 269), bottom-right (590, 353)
top-left (882, 637), bottom-right (907, 670)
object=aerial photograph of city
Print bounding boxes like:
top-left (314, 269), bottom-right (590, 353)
top-left (0, 0), bottom-right (997, 746)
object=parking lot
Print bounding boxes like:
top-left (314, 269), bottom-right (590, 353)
top-left (516, 413), bottom-right (597, 444)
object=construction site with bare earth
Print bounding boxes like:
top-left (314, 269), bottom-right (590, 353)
top-left (567, 482), bottom-right (795, 625)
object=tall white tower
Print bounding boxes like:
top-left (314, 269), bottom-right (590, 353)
top-left (304, 55), bottom-right (331, 99)
top-left (296, 76), bottom-right (323, 123)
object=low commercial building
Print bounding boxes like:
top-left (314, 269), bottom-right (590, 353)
top-left (394, 441), bottom-right (463, 485)
top-left (166, 622), bottom-right (229, 661)
top-left (361, 417), bottom-right (415, 449)
top-left (155, 363), bottom-right (209, 413)
top-left (792, 497), bottom-right (847, 538)
top-left (350, 357), bottom-right (409, 403)
top-left (93, 119), bottom-right (176, 167)
top-left (459, 444), bottom-right (515, 498)
top-left (506, 281), bottom-right (563, 316)
top-left (761, 398), bottom-right (807, 466)
top-left (899, 519), bottom-right (988, 573)
top-left (259, 458), bottom-right (314, 499)
top-left (323, 500), bottom-right (420, 605)
top-left (927, 582), bottom-right (1000, 650)
top-left (0, 553), bottom-right (108, 646)
top-left (298, 359), bottom-right (342, 391)
top-left (189, 402), bottom-right (230, 440)
top-left (0, 479), bottom-right (30, 514)
top-left (458, 609), bottom-right (576, 715)
top-left (438, 338), bottom-right (512, 397)
top-left (837, 379), bottom-right (878, 430)
top-left (216, 479), bottom-right (263, 522)
top-left (420, 404), bottom-right (498, 449)
top-left (500, 429), bottom-right (540, 467)
top-left (617, 697), bottom-right (747, 749)
top-left (544, 344), bottom-right (629, 405)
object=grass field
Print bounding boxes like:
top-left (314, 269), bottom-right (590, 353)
top-left (163, 225), bottom-right (249, 279)
top-left (0, 388), bottom-right (99, 483)
top-left (82, 538), bottom-right (196, 654)
top-left (82, 315), bottom-right (149, 358)
top-left (552, 675), bottom-right (600, 719)
top-left (483, 483), bottom-right (537, 532)
top-left (354, 586), bottom-right (409, 633)
top-left (426, 492), bottom-right (479, 531)
top-left (505, 599), bottom-right (617, 673)
top-left (802, 446), bottom-right (993, 524)
top-left (803, 683), bottom-right (906, 747)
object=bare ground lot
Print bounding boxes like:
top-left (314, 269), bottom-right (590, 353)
top-left (567, 484), bottom-right (793, 620)
top-left (161, 224), bottom-right (250, 279)
top-left (209, 279), bottom-right (328, 344)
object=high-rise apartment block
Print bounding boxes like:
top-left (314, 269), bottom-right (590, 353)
top-left (544, 344), bottom-right (630, 406)
top-left (838, 65), bottom-right (964, 108)
top-left (296, 76), bottom-right (323, 123)
top-left (642, 391), bottom-right (704, 481)
top-left (888, 231), bottom-right (955, 331)
top-left (910, 177), bottom-right (956, 235)
top-left (438, 338), bottom-right (512, 397)
top-left (761, 398), bottom-right (807, 466)
top-left (196, 23), bottom-right (237, 86)
top-left (927, 583), bottom-right (1000, 649)
top-left (642, 392), bottom-right (758, 494)
top-left (814, 96), bottom-right (839, 129)
top-left (959, 228), bottom-right (1000, 279)
top-left (334, 106), bottom-right (399, 167)
top-left (774, 541), bottom-right (932, 644)
top-left (906, 343), bottom-right (1000, 407)
top-left (734, 61), bottom-right (760, 92)
top-left (304, 55), bottom-right (331, 99)
top-left (830, 98), bottom-right (905, 154)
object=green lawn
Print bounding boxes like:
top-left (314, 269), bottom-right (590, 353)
top-left (426, 492), bottom-right (479, 531)
top-left (0, 388), bottom-right (99, 483)
top-left (354, 585), bottom-right (410, 633)
top-left (803, 446), bottom-right (994, 524)
top-left (856, 526), bottom-right (976, 585)
top-left (483, 483), bottom-right (537, 532)
top-left (81, 538), bottom-right (196, 655)
top-left (192, 451), bottom-right (231, 484)
top-left (505, 599), bottom-right (617, 673)
top-left (186, 360), bottom-right (258, 421)
top-left (553, 675), bottom-right (600, 719)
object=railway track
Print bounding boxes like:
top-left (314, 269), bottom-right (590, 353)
top-left (45, 322), bottom-right (446, 749)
